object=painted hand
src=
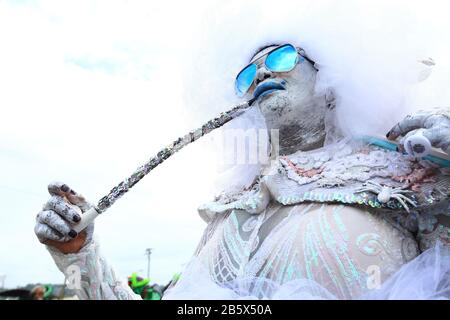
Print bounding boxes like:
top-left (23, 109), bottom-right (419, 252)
top-left (35, 182), bottom-right (94, 254)
top-left (387, 108), bottom-right (450, 155)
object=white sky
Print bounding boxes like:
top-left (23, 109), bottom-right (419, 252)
top-left (1, 0), bottom-right (449, 289)
top-left (0, 0), bottom-right (221, 288)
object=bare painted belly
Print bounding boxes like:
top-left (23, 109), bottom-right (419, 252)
top-left (195, 202), bottom-right (420, 299)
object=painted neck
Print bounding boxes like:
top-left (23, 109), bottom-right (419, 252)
top-left (276, 122), bottom-right (327, 156)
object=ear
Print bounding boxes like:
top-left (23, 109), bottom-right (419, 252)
top-left (325, 88), bottom-right (336, 109)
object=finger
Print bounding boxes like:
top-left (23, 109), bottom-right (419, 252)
top-left (48, 181), bottom-right (68, 196)
top-left (387, 112), bottom-right (429, 140)
top-left (387, 112), bottom-right (447, 140)
top-left (48, 182), bottom-right (90, 212)
top-left (399, 127), bottom-right (450, 152)
top-left (37, 210), bottom-right (78, 239)
top-left (35, 221), bottom-right (69, 243)
top-left (43, 195), bottom-right (82, 223)
top-left (422, 126), bottom-right (450, 154)
top-left (398, 129), bottom-right (422, 153)
top-left (45, 231), bottom-right (88, 254)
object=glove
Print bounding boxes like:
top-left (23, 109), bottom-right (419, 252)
top-left (35, 181), bottom-right (94, 254)
top-left (387, 107), bottom-right (450, 155)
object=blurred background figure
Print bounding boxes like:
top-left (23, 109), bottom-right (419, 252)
top-left (126, 272), bottom-right (182, 300)
top-left (30, 285), bottom-right (46, 300)
top-left (127, 273), bottom-right (163, 300)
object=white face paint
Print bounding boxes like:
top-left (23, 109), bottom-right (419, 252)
top-left (240, 45), bottom-right (329, 155)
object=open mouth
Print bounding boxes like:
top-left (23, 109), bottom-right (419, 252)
top-left (253, 81), bottom-right (286, 100)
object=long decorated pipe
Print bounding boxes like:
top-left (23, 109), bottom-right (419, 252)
top-left (73, 98), bottom-right (255, 232)
top-left (73, 95), bottom-right (447, 232)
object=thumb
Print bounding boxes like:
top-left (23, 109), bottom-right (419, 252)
top-left (48, 181), bottom-right (92, 212)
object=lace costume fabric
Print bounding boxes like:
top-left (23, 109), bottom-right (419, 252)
top-left (192, 203), bottom-right (418, 299)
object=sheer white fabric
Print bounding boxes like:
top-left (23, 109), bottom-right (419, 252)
top-left (47, 239), bottom-right (141, 300)
top-left (361, 242), bottom-right (450, 300)
top-left (164, 242), bottom-right (450, 300)
top-left (193, 203), bottom-right (423, 299)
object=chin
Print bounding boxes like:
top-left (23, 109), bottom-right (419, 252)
top-left (257, 91), bottom-right (295, 125)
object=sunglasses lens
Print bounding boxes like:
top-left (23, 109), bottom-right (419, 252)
top-left (265, 44), bottom-right (299, 72)
top-left (235, 63), bottom-right (257, 97)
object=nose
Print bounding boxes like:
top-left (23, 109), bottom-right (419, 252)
top-left (254, 66), bottom-right (273, 86)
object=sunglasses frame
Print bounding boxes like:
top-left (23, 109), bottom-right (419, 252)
top-left (235, 44), bottom-right (317, 97)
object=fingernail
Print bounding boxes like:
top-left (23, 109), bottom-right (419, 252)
top-left (61, 184), bottom-right (69, 192)
top-left (69, 230), bottom-right (78, 238)
top-left (73, 214), bottom-right (81, 222)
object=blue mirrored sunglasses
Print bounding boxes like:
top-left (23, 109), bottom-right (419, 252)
top-left (235, 44), bottom-right (315, 97)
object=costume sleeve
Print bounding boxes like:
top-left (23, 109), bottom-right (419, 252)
top-left (46, 239), bottom-right (141, 300)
